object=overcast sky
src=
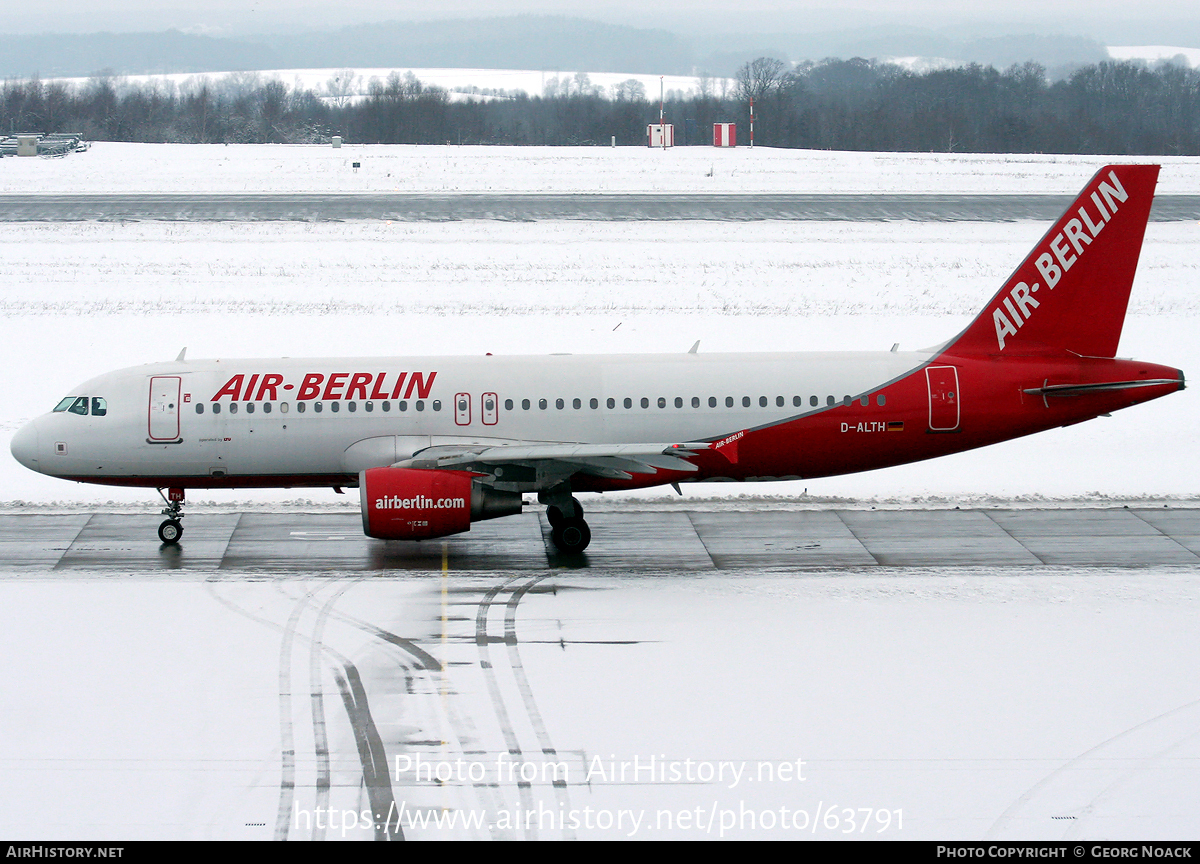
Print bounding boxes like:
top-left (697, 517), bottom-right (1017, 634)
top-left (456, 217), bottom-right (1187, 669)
top-left (4, 0), bottom-right (1200, 44)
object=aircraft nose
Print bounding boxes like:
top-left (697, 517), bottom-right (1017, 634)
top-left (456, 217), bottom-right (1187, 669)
top-left (10, 420), bottom-right (40, 472)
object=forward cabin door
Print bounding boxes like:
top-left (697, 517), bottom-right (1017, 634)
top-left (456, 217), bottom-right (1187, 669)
top-left (148, 376), bottom-right (182, 441)
top-left (925, 366), bottom-right (960, 432)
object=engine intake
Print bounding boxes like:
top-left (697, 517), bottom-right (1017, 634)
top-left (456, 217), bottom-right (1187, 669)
top-left (359, 467), bottom-right (522, 540)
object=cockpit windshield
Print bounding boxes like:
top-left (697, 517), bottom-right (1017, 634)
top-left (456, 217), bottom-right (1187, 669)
top-left (52, 396), bottom-right (106, 416)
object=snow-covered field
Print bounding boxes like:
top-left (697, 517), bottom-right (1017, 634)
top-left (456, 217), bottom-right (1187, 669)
top-left (2, 569), bottom-right (1198, 840)
top-left (6, 142), bottom-right (1200, 195)
top-left (2, 144), bottom-right (1197, 508)
top-left (1108, 45), bottom-right (1200, 67)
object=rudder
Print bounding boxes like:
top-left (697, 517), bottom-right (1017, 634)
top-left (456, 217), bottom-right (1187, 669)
top-left (947, 164), bottom-right (1159, 359)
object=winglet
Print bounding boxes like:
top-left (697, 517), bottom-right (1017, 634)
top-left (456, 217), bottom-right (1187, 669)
top-left (688, 340), bottom-right (700, 354)
top-left (946, 164), bottom-right (1159, 359)
top-left (175, 347), bottom-right (187, 362)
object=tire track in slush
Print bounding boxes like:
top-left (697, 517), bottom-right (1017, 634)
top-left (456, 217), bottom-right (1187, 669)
top-left (987, 696), bottom-right (1200, 839)
top-left (505, 576), bottom-right (575, 840)
top-left (308, 582), bottom-right (355, 840)
top-left (477, 575), bottom-right (575, 840)
top-left (308, 590), bottom-right (509, 839)
top-left (476, 577), bottom-right (536, 837)
top-left (206, 577), bottom-right (405, 841)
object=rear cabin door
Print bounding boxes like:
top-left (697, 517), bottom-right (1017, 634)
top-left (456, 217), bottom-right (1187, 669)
top-left (148, 376), bottom-right (182, 441)
top-left (925, 366), bottom-right (960, 432)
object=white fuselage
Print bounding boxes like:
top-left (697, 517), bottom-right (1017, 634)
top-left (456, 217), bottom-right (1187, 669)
top-left (13, 350), bottom-right (930, 487)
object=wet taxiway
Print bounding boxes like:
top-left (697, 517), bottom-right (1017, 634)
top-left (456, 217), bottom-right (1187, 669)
top-left (1, 192), bottom-right (1199, 222)
top-left (1, 507), bottom-right (1196, 572)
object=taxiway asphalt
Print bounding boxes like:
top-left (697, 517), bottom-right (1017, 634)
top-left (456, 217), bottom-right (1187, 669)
top-left (1, 508), bottom-right (1195, 572)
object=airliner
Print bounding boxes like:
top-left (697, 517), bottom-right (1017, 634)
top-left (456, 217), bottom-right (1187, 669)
top-left (9, 164), bottom-right (1184, 554)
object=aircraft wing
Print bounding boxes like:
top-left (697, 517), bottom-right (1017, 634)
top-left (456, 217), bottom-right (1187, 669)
top-left (396, 441), bottom-right (718, 480)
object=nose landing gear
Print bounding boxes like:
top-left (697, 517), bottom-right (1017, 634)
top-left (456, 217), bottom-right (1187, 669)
top-left (157, 487), bottom-right (185, 544)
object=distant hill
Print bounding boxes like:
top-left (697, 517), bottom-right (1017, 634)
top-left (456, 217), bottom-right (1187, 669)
top-left (0, 30), bottom-right (277, 78)
top-left (0, 16), bottom-right (1122, 81)
top-left (0, 17), bottom-right (691, 79)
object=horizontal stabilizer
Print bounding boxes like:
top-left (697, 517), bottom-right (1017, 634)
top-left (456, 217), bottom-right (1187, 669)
top-left (1023, 378), bottom-right (1183, 396)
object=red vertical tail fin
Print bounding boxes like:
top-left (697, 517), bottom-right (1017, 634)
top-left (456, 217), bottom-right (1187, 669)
top-left (947, 164), bottom-right (1159, 359)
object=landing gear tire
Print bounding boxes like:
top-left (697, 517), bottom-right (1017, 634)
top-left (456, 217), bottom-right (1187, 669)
top-left (546, 497), bottom-right (584, 529)
top-left (551, 517), bottom-right (591, 554)
top-left (158, 519), bottom-right (183, 544)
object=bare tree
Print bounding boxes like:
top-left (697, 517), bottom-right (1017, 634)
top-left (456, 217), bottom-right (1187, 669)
top-left (735, 57), bottom-right (789, 103)
top-left (325, 69), bottom-right (359, 108)
top-left (611, 79), bottom-right (646, 102)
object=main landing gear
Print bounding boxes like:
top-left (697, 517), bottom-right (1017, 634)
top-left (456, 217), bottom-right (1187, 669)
top-left (543, 493), bottom-right (590, 555)
top-left (157, 487), bottom-right (185, 545)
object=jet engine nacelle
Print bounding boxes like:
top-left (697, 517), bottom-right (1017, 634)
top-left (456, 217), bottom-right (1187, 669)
top-left (359, 467), bottom-right (522, 540)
